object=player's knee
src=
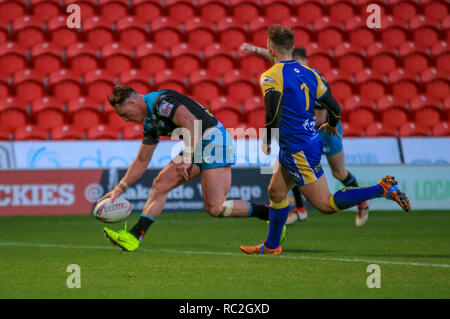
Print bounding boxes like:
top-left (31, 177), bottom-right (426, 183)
top-left (204, 201), bottom-right (223, 217)
top-left (268, 186), bottom-right (286, 203)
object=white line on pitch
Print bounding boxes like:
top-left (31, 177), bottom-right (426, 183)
top-left (1, 241), bottom-right (449, 269)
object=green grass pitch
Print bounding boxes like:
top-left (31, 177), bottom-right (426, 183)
top-left (0, 210), bottom-right (449, 299)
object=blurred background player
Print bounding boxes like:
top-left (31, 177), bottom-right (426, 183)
top-left (240, 25), bottom-right (411, 255)
top-left (240, 43), bottom-right (369, 227)
top-left (100, 85), bottom-right (286, 251)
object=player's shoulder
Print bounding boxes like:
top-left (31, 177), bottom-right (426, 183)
top-left (260, 63), bottom-right (285, 86)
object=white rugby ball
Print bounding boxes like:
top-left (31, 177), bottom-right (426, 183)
top-left (93, 196), bottom-right (131, 223)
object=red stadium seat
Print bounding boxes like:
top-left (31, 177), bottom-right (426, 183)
top-left (133, 0), bottom-right (162, 23)
top-left (151, 17), bottom-right (182, 49)
top-left (388, 69), bottom-right (419, 101)
top-left (104, 109), bottom-right (130, 130)
top-left (66, 42), bottom-right (98, 76)
top-left (0, 21), bottom-right (8, 44)
top-left (0, 0), bottom-right (26, 23)
top-left (314, 17), bottom-right (344, 49)
top-left (98, 0), bottom-right (130, 22)
top-left (216, 17), bottom-right (247, 50)
top-left (122, 124), bottom-right (143, 140)
top-left (443, 16), bottom-right (450, 42)
top-left (48, 68), bottom-right (81, 102)
top-left (293, 0), bottom-right (324, 24)
top-left (12, 15), bottom-right (45, 48)
top-left (261, 0), bottom-right (292, 23)
top-left (189, 69), bottom-right (221, 105)
top-left (67, 96), bottom-right (101, 130)
top-left (204, 43), bottom-right (235, 76)
top-left (184, 18), bottom-right (216, 50)
top-left (421, 67), bottom-right (450, 101)
top-left (51, 124), bottom-right (84, 140)
top-left (230, 0), bottom-right (260, 23)
top-left (341, 122), bottom-right (364, 137)
top-left (47, 15), bottom-right (80, 49)
top-left (119, 69), bottom-right (151, 94)
top-left (15, 125), bottom-right (47, 140)
top-left (209, 96), bottom-right (242, 129)
top-left (243, 95), bottom-right (266, 129)
top-left (445, 96), bottom-right (450, 121)
top-left (223, 69), bottom-right (255, 103)
top-left (377, 95), bottom-right (409, 129)
top-left (0, 42), bottom-right (27, 76)
top-left (323, 69), bottom-right (353, 104)
top-left (84, 69), bottom-right (115, 103)
top-left (380, 16), bottom-right (408, 48)
top-left (410, 94), bottom-right (442, 129)
top-left (366, 122), bottom-right (397, 137)
top-left (432, 122), bottom-right (450, 137)
top-left (284, 17), bottom-right (312, 48)
top-left (399, 122), bottom-right (430, 137)
top-left (0, 128), bottom-right (11, 140)
top-left (238, 53), bottom-right (270, 77)
top-left (83, 16), bottom-right (114, 49)
top-left (135, 42), bottom-right (167, 76)
top-left (0, 97), bottom-right (27, 132)
top-left (305, 43), bottom-right (332, 74)
top-left (249, 16), bottom-right (271, 48)
top-left (13, 69), bottom-right (45, 103)
top-left (423, 0), bottom-right (448, 21)
top-left (87, 125), bottom-right (120, 140)
top-left (197, 0), bottom-right (228, 24)
top-left (31, 96), bottom-right (65, 131)
top-left (334, 42), bottom-right (365, 76)
top-left (154, 69), bottom-right (186, 93)
top-left (391, 0), bottom-right (419, 23)
top-left (116, 16), bottom-right (148, 49)
top-left (355, 68), bottom-right (386, 102)
top-left (166, 0), bottom-right (195, 23)
top-left (410, 15), bottom-right (440, 48)
top-left (65, 0), bottom-right (95, 19)
top-left (227, 123), bottom-right (259, 139)
top-left (30, 0), bottom-right (62, 22)
top-left (171, 43), bottom-right (202, 76)
top-left (101, 42), bottom-right (133, 75)
top-left (346, 16), bottom-right (376, 48)
top-left (399, 42), bottom-right (431, 75)
top-left (327, 0), bottom-right (356, 23)
top-left (366, 42), bottom-right (397, 75)
top-left (0, 74), bottom-right (9, 99)
top-left (30, 42), bottom-right (62, 75)
top-left (344, 95), bottom-right (376, 129)
top-left (432, 41), bottom-right (450, 74)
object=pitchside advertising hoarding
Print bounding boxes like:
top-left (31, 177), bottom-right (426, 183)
top-left (0, 169), bottom-right (109, 216)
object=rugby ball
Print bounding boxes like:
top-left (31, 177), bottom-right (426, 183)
top-left (93, 196), bottom-right (131, 223)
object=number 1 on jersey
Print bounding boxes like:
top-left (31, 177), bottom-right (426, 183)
top-left (300, 83), bottom-right (310, 110)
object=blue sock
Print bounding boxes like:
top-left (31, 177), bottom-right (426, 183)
top-left (331, 185), bottom-right (384, 211)
top-left (264, 199), bottom-right (290, 249)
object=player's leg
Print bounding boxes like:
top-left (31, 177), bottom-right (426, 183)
top-left (326, 121), bottom-right (370, 225)
top-left (200, 166), bottom-right (232, 217)
top-left (240, 161), bottom-right (294, 254)
top-left (104, 155), bottom-right (201, 251)
top-left (286, 186), bottom-right (308, 224)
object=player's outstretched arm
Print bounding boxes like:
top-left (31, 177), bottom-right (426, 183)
top-left (240, 43), bottom-right (270, 61)
top-left (98, 143), bottom-right (157, 203)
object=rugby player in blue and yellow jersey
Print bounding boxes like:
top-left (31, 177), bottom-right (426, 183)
top-left (240, 25), bottom-right (411, 255)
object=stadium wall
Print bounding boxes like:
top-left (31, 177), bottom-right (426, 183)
top-left (0, 138), bottom-right (449, 215)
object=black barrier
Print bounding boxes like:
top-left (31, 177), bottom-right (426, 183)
top-left (117, 168), bottom-right (272, 211)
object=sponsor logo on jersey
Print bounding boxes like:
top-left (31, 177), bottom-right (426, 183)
top-left (159, 100), bottom-right (173, 117)
top-left (261, 76), bottom-right (275, 86)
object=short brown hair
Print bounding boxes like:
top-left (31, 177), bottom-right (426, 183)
top-left (292, 47), bottom-right (307, 60)
top-left (107, 84), bottom-right (137, 108)
top-left (267, 25), bottom-right (294, 53)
